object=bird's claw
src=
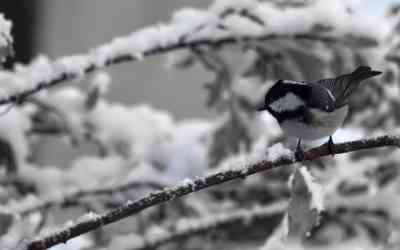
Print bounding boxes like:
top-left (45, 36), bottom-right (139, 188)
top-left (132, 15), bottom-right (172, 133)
top-left (295, 139), bottom-right (305, 161)
top-left (327, 136), bottom-right (335, 156)
top-left (295, 148), bottom-right (305, 161)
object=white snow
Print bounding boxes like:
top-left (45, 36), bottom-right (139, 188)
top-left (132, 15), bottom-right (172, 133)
top-left (48, 236), bottom-right (92, 250)
top-left (298, 166), bottom-right (324, 212)
top-left (266, 143), bottom-right (293, 161)
top-left (87, 103), bottom-right (174, 159)
top-left (76, 211), bottom-right (101, 223)
top-left (90, 71), bottom-right (111, 95)
top-left (0, 14), bottom-right (12, 49)
top-left (0, 108), bottom-right (31, 167)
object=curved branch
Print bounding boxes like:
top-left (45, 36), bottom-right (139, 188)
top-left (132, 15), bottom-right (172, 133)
top-left (20, 135), bottom-right (400, 250)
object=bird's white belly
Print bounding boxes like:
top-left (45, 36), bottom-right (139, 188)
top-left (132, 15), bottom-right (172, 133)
top-left (280, 106), bottom-right (348, 140)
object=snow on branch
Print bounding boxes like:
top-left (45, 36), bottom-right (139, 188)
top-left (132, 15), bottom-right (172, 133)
top-left (0, 0), bottom-right (386, 106)
top-left (129, 200), bottom-right (287, 250)
top-left (0, 180), bottom-right (165, 218)
top-left (20, 135), bottom-right (400, 250)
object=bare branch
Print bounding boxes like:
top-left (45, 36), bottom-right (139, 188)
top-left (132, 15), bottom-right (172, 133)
top-left (20, 135), bottom-right (400, 250)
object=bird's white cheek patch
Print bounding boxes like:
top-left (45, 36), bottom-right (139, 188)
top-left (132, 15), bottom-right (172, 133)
top-left (269, 93), bottom-right (305, 112)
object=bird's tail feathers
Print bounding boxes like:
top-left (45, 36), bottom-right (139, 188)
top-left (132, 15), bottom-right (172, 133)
top-left (349, 66), bottom-right (382, 82)
top-left (335, 66), bottom-right (382, 107)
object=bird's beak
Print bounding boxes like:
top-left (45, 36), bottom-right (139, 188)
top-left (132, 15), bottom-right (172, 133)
top-left (256, 103), bottom-right (267, 111)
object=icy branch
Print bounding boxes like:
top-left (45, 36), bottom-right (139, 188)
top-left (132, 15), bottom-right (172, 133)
top-left (21, 135), bottom-right (400, 250)
top-left (0, 0), bottom-right (384, 105)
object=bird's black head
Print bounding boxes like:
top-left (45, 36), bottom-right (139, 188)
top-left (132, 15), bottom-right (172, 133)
top-left (257, 80), bottom-right (308, 112)
top-left (257, 80), bottom-right (335, 122)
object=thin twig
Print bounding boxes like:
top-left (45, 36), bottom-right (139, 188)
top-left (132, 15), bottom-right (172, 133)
top-left (21, 135), bottom-right (400, 250)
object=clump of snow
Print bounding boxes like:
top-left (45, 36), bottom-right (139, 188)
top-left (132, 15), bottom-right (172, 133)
top-left (48, 236), bottom-right (92, 250)
top-left (91, 8), bottom-right (220, 67)
top-left (266, 143), bottom-right (293, 161)
top-left (0, 107), bottom-right (31, 167)
top-left (211, 137), bottom-right (290, 176)
top-left (87, 103), bottom-right (174, 159)
top-left (55, 55), bottom-right (91, 80)
top-left (232, 76), bottom-right (269, 104)
top-left (68, 155), bottom-right (127, 189)
top-left (123, 161), bottom-right (170, 185)
top-left (312, 126), bottom-right (365, 146)
top-left (15, 56), bottom-right (57, 86)
top-left (155, 120), bottom-right (212, 182)
top-left (43, 86), bottom-right (88, 142)
top-left (145, 225), bottom-right (169, 242)
top-left (0, 14), bottom-right (12, 49)
top-left (76, 211), bottom-right (101, 224)
top-left (210, 0), bottom-right (391, 41)
top-left (0, 194), bottom-right (40, 215)
top-left (89, 71), bottom-right (111, 95)
top-left (298, 166), bottom-right (324, 211)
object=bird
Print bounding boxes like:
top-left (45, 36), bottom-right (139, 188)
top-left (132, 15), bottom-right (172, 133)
top-left (257, 66), bottom-right (382, 159)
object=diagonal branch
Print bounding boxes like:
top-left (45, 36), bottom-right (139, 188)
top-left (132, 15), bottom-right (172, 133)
top-left (20, 135), bottom-right (400, 250)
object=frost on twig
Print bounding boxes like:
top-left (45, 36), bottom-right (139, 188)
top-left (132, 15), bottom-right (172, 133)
top-left (20, 135), bottom-right (400, 250)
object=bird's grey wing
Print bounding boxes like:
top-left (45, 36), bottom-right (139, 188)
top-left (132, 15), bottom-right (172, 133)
top-left (317, 66), bottom-right (382, 108)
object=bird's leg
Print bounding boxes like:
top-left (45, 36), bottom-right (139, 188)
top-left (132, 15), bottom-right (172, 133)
top-left (327, 136), bottom-right (335, 156)
top-left (295, 138), bottom-right (305, 161)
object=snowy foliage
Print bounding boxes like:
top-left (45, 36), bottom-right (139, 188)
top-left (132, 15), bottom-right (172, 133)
top-left (0, 0), bottom-right (399, 250)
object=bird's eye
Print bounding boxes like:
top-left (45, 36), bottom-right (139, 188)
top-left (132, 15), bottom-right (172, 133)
top-left (325, 104), bottom-right (334, 112)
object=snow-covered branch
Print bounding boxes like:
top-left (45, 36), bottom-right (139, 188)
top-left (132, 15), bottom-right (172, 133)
top-left (0, 0), bottom-right (385, 106)
top-left (129, 201), bottom-right (287, 250)
top-left (1, 180), bottom-right (165, 218)
top-left (21, 135), bottom-right (400, 250)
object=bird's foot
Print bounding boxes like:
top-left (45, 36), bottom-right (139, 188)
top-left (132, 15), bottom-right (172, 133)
top-left (295, 139), bottom-right (305, 161)
top-left (295, 148), bottom-right (305, 161)
top-left (326, 136), bottom-right (335, 156)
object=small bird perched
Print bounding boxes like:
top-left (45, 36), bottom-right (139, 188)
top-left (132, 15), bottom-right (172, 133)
top-left (257, 66), bottom-right (382, 159)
